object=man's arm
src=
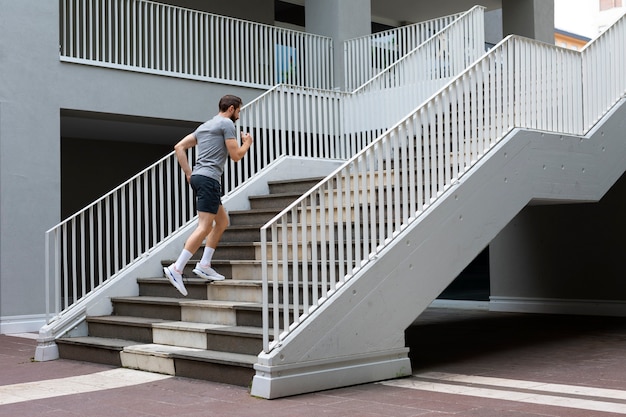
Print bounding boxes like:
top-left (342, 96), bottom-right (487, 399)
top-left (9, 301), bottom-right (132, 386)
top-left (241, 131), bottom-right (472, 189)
top-left (225, 132), bottom-right (253, 162)
top-left (174, 133), bottom-right (197, 182)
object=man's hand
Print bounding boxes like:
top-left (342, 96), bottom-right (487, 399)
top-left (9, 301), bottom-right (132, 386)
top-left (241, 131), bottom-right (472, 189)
top-left (241, 131), bottom-right (253, 145)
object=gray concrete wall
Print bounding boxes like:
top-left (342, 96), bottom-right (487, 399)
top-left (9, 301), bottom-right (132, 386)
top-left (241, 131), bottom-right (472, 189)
top-left (305, 0), bottom-right (371, 89)
top-left (485, 9), bottom-right (504, 46)
top-left (502, 0), bottom-right (555, 44)
top-left (0, 0), bottom-right (263, 332)
top-left (0, 0), bottom-right (61, 331)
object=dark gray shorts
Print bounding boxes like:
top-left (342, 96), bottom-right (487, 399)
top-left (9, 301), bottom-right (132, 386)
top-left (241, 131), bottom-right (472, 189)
top-left (190, 175), bottom-right (222, 214)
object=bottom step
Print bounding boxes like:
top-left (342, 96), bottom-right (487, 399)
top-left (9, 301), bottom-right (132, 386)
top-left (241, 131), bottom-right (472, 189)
top-left (57, 336), bottom-right (257, 387)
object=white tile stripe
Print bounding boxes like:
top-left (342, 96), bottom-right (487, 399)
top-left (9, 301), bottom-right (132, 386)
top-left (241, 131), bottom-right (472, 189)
top-left (419, 372), bottom-right (626, 400)
top-left (0, 368), bottom-right (172, 406)
top-left (379, 372), bottom-right (626, 415)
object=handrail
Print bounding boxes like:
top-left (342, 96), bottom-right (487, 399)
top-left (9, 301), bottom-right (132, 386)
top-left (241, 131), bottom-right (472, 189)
top-left (346, 6), bottom-right (485, 135)
top-left (343, 10), bottom-right (464, 90)
top-left (260, 15), bottom-right (626, 352)
top-left (45, 149), bottom-right (196, 315)
top-left (59, 0), bottom-right (334, 89)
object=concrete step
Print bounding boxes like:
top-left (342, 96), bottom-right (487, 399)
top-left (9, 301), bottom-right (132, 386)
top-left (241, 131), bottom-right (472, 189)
top-left (152, 322), bottom-right (265, 355)
top-left (56, 336), bottom-right (134, 366)
top-left (267, 177), bottom-right (324, 194)
top-left (57, 336), bottom-right (256, 386)
top-left (86, 315), bottom-right (166, 343)
top-left (196, 242), bottom-right (257, 260)
top-left (110, 296), bottom-right (262, 326)
top-left (228, 207), bottom-right (280, 226)
top-left (139, 277), bottom-right (326, 306)
top-left (248, 192), bottom-right (303, 210)
top-left (139, 277), bottom-right (262, 302)
top-left (121, 343), bottom-right (257, 386)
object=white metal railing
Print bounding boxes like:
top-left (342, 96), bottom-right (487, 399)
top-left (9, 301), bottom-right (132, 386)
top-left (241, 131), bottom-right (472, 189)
top-left (237, 7), bottom-right (486, 167)
top-left (45, 149), bottom-right (195, 314)
top-left (45, 5), bottom-right (483, 324)
top-left (343, 11), bottom-right (463, 91)
top-left (347, 6), bottom-right (484, 133)
top-left (582, 16), bottom-right (626, 130)
top-left (59, 0), bottom-right (334, 89)
top-left (260, 15), bottom-right (626, 352)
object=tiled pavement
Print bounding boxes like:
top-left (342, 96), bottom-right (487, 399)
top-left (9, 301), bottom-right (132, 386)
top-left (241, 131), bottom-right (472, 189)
top-left (1, 306), bottom-right (625, 416)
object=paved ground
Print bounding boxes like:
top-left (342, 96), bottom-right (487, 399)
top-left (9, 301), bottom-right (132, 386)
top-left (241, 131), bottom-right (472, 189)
top-left (1, 306), bottom-right (625, 416)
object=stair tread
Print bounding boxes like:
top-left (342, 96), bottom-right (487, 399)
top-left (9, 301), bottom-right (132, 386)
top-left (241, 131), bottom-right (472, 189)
top-left (124, 343), bottom-right (258, 365)
top-left (113, 295), bottom-right (260, 307)
top-left (248, 191), bottom-right (303, 199)
top-left (139, 277), bottom-right (262, 287)
top-left (85, 315), bottom-right (265, 335)
top-left (58, 336), bottom-right (258, 365)
top-left (152, 321), bottom-right (265, 336)
top-left (57, 336), bottom-right (139, 349)
top-left (268, 177), bottom-right (325, 186)
top-left (228, 207), bottom-right (280, 215)
top-left (87, 315), bottom-right (168, 325)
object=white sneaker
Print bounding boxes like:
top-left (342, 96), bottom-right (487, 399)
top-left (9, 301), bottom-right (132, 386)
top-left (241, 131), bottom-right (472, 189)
top-left (192, 263), bottom-right (225, 281)
top-left (164, 264), bottom-right (188, 296)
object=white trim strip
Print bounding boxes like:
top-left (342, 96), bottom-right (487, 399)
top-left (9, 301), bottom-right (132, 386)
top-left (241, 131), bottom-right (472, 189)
top-left (0, 369), bottom-right (171, 406)
top-left (379, 372), bottom-right (626, 415)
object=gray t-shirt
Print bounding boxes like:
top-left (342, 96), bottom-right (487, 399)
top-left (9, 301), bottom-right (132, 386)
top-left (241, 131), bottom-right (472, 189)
top-left (191, 115), bottom-right (237, 182)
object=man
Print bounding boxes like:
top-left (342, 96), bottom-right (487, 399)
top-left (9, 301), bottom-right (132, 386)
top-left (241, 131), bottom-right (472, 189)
top-left (164, 94), bottom-right (253, 296)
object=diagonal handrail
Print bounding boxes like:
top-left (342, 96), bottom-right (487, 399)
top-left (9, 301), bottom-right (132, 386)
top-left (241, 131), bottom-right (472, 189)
top-left (343, 10), bottom-right (465, 90)
top-left (260, 14), bottom-right (626, 352)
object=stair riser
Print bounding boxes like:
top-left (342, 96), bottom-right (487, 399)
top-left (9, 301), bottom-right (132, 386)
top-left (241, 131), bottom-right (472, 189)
top-left (153, 328), bottom-right (262, 355)
top-left (206, 333), bottom-right (262, 355)
top-left (229, 211), bottom-right (278, 226)
top-left (181, 306), bottom-right (238, 325)
top-left (57, 343), bottom-right (122, 366)
top-left (254, 242), bottom-right (368, 261)
top-left (206, 285), bottom-right (262, 303)
top-left (153, 328), bottom-right (208, 349)
top-left (88, 322), bottom-right (153, 343)
top-left (113, 302), bottom-right (181, 320)
top-left (175, 357), bottom-right (254, 387)
top-left (268, 179), bottom-right (322, 194)
top-left (139, 281), bottom-right (208, 299)
top-left (140, 279), bottom-right (320, 305)
top-left (249, 195), bottom-right (300, 210)
top-left (235, 307), bottom-right (293, 328)
top-left (208, 282), bottom-right (321, 305)
top-left (121, 351), bottom-right (176, 375)
top-left (228, 262), bottom-right (342, 281)
top-left (220, 228), bottom-right (261, 242)
top-left (194, 245), bottom-right (256, 260)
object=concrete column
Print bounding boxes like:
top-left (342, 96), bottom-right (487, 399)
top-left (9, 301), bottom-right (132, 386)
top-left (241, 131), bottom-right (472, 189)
top-left (0, 0), bottom-right (61, 332)
top-left (502, 0), bottom-right (555, 44)
top-left (305, 0), bottom-right (371, 89)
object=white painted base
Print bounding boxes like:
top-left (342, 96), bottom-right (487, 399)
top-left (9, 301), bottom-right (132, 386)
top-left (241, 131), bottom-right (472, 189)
top-left (490, 296), bottom-right (626, 317)
top-left (1, 314), bottom-right (47, 335)
top-left (34, 341), bottom-right (59, 362)
top-left (250, 349), bottom-right (411, 399)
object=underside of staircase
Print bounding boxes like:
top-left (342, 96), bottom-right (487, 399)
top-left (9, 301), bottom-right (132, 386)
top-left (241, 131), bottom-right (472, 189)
top-left (55, 176), bottom-right (324, 387)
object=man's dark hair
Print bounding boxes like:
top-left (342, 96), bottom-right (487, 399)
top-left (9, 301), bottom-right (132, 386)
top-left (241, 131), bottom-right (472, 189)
top-left (219, 95), bottom-right (243, 112)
